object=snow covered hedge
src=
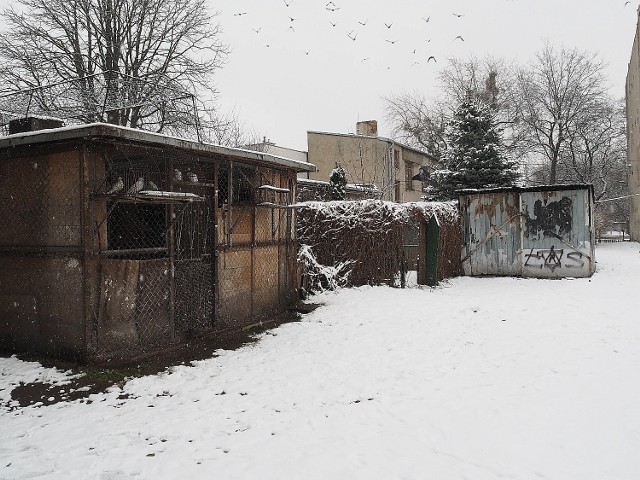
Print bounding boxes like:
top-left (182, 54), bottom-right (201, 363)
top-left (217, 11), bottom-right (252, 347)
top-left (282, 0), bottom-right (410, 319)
top-left (295, 199), bottom-right (462, 288)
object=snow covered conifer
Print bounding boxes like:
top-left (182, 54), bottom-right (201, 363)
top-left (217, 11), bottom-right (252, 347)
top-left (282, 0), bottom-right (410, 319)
top-left (329, 165), bottom-right (347, 200)
top-left (427, 97), bottom-right (519, 200)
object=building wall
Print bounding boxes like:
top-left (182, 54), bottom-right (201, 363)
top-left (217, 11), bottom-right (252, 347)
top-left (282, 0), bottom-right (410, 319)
top-left (627, 11), bottom-right (640, 240)
top-left (307, 132), bottom-right (434, 202)
top-left (308, 132), bottom-right (391, 198)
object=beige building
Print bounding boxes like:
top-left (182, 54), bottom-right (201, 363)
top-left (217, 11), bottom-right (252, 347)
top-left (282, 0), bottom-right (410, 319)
top-left (626, 8), bottom-right (640, 240)
top-left (307, 120), bottom-right (438, 202)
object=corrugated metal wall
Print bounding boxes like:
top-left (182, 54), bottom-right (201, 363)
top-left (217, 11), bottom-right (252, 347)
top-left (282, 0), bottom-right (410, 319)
top-left (520, 189), bottom-right (594, 278)
top-left (461, 191), bottom-right (521, 276)
top-left (461, 187), bottom-right (595, 278)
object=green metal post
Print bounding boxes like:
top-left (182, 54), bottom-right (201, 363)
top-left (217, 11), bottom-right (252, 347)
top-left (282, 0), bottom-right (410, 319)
top-left (425, 215), bottom-right (441, 287)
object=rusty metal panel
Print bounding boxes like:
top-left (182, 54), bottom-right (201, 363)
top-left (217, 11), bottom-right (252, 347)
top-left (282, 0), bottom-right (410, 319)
top-left (461, 191), bottom-right (521, 276)
top-left (521, 189), bottom-right (595, 278)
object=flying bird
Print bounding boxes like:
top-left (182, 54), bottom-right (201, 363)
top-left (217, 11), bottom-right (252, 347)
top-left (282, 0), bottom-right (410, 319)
top-left (284, 0), bottom-right (292, 6)
top-left (305, 50), bottom-right (310, 55)
top-left (288, 16), bottom-right (296, 22)
top-left (358, 19), bottom-right (368, 26)
top-left (384, 22), bottom-right (393, 29)
top-left (347, 31), bottom-right (357, 41)
top-left (252, 27), bottom-right (261, 33)
top-left (289, 25), bottom-right (295, 32)
top-left (233, 12), bottom-right (247, 16)
top-left (325, 1), bottom-right (340, 11)
top-left (427, 56), bottom-right (437, 63)
top-left (422, 16), bottom-right (430, 23)
top-left (454, 35), bottom-right (464, 41)
top-left (329, 21), bottom-right (337, 27)
top-left (385, 39), bottom-right (397, 44)
top-left (452, 12), bottom-right (464, 17)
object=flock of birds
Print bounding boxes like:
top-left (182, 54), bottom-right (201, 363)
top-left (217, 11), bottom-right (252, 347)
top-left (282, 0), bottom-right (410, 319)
top-left (229, 0), bottom-right (472, 70)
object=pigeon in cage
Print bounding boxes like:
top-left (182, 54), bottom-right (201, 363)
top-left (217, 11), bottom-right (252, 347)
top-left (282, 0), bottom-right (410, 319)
top-left (126, 176), bottom-right (145, 195)
top-left (174, 169), bottom-right (183, 182)
top-left (105, 176), bottom-right (124, 195)
top-left (146, 179), bottom-right (159, 191)
top-left (186, 171), bottom-right (198, 183)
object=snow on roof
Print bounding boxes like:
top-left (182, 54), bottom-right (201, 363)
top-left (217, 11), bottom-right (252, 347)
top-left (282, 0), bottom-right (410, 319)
top-left (0, 123), bottom-right (317, 173)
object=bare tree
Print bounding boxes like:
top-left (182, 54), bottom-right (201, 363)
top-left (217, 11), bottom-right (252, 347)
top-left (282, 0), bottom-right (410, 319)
top-left (383, 92), bottom-right (448, 160)
top-left (384, 56), bottom-right (521, 161)
top-left (203, 109), bottom-right (261, 148)
top-left (512, 43), bottom-right (608, 184)
top-left (557, 98), bottom-right (627, 200)
top-left (0, 0), bottom-right (229, 137)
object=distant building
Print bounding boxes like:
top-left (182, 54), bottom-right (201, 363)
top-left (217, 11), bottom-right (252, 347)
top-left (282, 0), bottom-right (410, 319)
top-left (307, 121), bottom-right (438, 202)
top-left (245, 139), bottom-right (309, 179)
top-left (626, 7), bottom-right (640, 240)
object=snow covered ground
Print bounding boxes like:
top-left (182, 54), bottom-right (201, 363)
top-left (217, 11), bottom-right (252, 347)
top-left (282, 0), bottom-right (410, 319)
top-left (1, 242), bottom-right (640, 479)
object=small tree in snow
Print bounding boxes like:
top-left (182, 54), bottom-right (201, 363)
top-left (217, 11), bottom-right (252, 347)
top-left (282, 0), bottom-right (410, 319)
top-left (427, 97), bottom-right (519, 200)
top-left (329, 165), bottom-right (347, 200)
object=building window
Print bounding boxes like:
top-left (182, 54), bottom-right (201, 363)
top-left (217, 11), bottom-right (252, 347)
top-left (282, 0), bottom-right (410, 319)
top-left (394, 181), bottom-right (401, 202)
top-left (393, 150), bottom-right (400, 169)
top-left (405, 162), bottom-right (414, 191)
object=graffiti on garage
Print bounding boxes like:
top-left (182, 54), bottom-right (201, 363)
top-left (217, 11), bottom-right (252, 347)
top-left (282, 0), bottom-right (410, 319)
top-left (524, 246), bottom-right (586, 271)
top-left (524, 196), bottom-right (573, 239)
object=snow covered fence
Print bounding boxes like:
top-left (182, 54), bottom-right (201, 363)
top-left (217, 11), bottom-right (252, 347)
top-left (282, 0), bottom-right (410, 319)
top-left (296, 200), bottom-right (462, 288)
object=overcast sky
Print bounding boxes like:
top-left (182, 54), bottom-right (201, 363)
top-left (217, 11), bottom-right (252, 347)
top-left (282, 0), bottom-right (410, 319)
top-left (0, 0), bottom-right (637, 151)
top-left (211, 0), bottom-right (640, 151)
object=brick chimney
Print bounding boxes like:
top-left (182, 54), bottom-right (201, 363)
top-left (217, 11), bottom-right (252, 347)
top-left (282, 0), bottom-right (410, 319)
top-left (9, 116), bottom-right (65, 135)
top-left (356, 120), bottom-right (378, 137)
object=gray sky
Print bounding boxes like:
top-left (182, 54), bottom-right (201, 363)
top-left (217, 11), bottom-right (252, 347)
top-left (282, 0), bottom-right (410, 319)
top-left (0, 0), bottom-right (637, 151)
top-left (212, 0), bottom-right (639, 150)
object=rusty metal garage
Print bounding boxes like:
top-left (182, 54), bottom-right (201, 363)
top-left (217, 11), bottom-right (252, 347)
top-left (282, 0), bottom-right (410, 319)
top-left (459, 185), bottom-right (596, 278)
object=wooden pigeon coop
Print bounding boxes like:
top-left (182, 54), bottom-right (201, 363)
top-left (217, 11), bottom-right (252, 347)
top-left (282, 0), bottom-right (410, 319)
top-left (0, 122), bottom-right (315, 362)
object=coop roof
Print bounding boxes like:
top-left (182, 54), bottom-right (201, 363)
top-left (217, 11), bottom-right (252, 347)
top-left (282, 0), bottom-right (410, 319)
top-left (0, 122), bottom-right (317, 173)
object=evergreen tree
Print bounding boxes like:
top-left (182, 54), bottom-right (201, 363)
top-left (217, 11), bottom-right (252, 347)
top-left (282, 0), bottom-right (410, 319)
top-left (329, 165), bottom-right (347, 200)
top-left (427, 98), bottom-right (519, 200)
